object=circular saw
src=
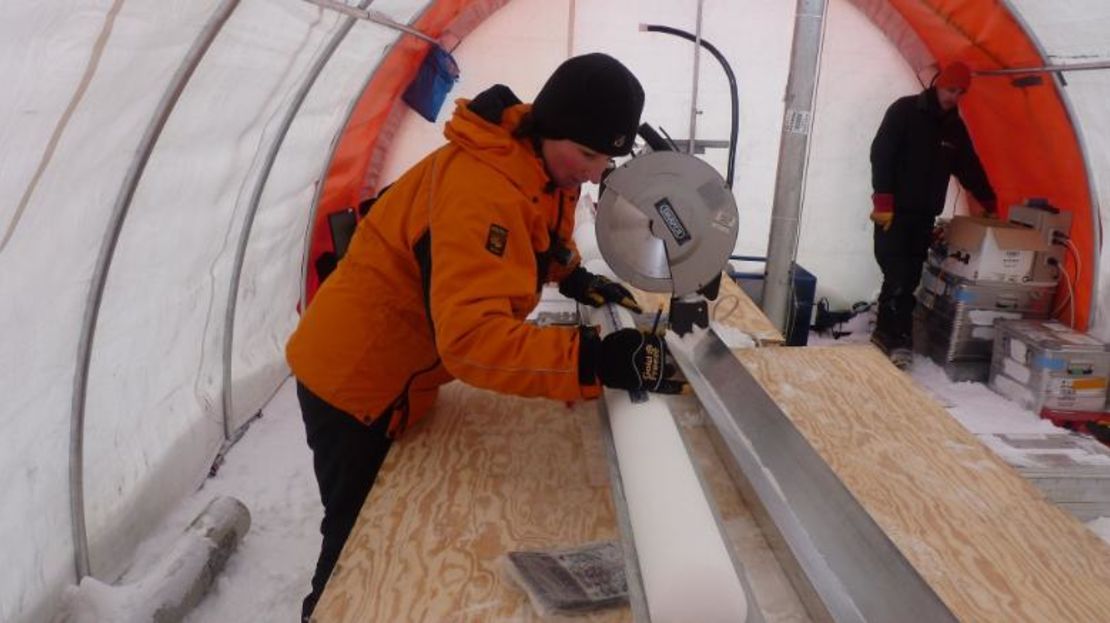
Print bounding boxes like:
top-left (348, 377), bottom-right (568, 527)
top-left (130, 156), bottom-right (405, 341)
top-left (596, 151), bottom-right (739, 298)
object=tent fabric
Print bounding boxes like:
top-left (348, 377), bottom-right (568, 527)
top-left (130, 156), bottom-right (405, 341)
top-left (0, 1), bottom-right (432, 621)
top-left (849, 0), bottom-right (1099, 330)
top-left (304, 0), bottom-right (509, 304)
top-left (1, 1), bottom-right (1108, 622)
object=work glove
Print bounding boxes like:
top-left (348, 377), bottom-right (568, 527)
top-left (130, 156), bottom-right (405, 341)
top-left (869, 193), bottom-right (894, 232)
top-left (580, 327), bottom-right (687, 394)
top-left (559, 265), bottom-right (643, 313)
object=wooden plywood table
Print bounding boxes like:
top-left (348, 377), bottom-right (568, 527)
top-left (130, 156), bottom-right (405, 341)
top-left (311, 385), bottom-right (810, 623)
top-left (736, 345), bottom-right (1110, 622)
top-left (311, 383), bottom-right (629, 622)
top-left (631, 274), bottom-right (784, 346)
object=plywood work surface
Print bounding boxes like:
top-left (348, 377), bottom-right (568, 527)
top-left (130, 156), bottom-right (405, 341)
top-left (312, 382), bottom-right (629, 623)
top-left (630, 274), bottom-right (784, 346)
top-left (736, 345), bottom-right (1110, 622)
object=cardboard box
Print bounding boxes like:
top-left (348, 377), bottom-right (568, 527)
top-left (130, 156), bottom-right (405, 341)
top-left (942, 217), bottom-right (1049, 283)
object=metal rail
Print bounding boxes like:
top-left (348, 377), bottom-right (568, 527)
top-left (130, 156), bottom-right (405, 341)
top-left (221, 0), bottom-right (375, 438)
top-left (976, 60), bottom-right (1110, 76)
top-left (69, 0), bottom-right (241, 581)
top-left (763, 0), bottom-right (828, 334)
top-left (302, 0), bottom-right (439, 45)
top-left (666, 328), bottom-right (958, 622)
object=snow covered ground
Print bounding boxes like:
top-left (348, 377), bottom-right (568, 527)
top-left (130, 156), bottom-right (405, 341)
top-left (104, 318), bottom-right (1110, 622)
top-left (71, 379), bottom-right (323, 622)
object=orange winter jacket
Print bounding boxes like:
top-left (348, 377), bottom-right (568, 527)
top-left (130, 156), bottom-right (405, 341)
top-left (286, 87), bottom-right (602, 435)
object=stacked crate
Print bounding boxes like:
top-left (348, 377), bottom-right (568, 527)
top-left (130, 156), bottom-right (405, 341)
top-left (989, 319), bottom-right (1110, 421)
top-left (913, 258), bottom-right (1056, 381)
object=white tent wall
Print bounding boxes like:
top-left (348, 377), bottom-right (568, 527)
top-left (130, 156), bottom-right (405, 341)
top-left (798, 0), bottom-right (918, 308)
top-left (2, 0), bottom-right (1109, 621)
top-left (0, 2), bottom-right (228, 621)
top-left (82, 0), bottom-right (350, 584)
top-left (0, 0), bottom-right (431, 620)
top-left (1007, 0), bottom-right (1110, 338)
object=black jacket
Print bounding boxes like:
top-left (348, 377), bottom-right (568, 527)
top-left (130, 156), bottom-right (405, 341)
top-left (870, 88), bottom-right (994, 220)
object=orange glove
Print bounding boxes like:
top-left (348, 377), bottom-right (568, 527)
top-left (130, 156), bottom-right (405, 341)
top-left (870, 193), bottom-right (894, 231)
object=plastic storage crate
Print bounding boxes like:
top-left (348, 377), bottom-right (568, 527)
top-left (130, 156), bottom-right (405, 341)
top-left (913, 264), bottom-right (1054, 381)
top-left (989, 320), bottom-right (1110, 414)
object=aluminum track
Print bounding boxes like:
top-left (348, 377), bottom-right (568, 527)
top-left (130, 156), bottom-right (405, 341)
top-left (666, 329), bottom-right (957, 623)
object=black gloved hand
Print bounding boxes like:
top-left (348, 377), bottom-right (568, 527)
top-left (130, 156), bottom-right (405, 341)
top-left (580, 327), bottom-right (686, 394)
top-left (559, 266), bottom-right (643, 313)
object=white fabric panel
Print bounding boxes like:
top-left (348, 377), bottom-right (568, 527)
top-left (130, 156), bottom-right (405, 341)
top-left (0, 2), bottom-right (223, 622)
top-left (1008, 0), bottom-right (1110, 336)
top-left (0, 0), bottom-right (1107, 621)
top-left (798, 0), bottom-right (919, 307)
top-left (1070, 73), bottom-right (1110, 338)
top-left (82, 0), bottom-right (360, 584)
top-left (230, 1), bottom-right (428, 433)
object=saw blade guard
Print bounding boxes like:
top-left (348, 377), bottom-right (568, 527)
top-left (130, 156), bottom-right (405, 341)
top-left (596, 151), bottom-right (739, 297)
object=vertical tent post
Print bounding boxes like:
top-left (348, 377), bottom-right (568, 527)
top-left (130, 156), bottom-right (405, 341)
top-left (762, 0), bottom-right (828, 333)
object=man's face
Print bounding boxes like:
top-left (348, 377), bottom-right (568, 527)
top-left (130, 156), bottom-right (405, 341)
top-left (541, 139), bottom-right (612, 189)
top-left (937, 86), bottom-right (965, 111)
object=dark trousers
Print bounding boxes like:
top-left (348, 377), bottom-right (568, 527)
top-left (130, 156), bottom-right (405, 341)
top-left (873, 216), bottom-right (933, 350)
top-left (298, 381), bottom-right (393, 621)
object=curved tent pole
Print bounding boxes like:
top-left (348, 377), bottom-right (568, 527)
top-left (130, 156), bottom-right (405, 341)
top-left (69, 0), bottom-right (241, 582)
top-left (303, 0), bottom-right (441, 45)
top-left (998, 0), bottom-right (1102, 328)
top-left (641, 24), bottom-right (741, 189)
top-left (298, 0), bottom-right (512, 309)
top-left (220, 0), bottom-right (379, 440)
top-left (297, 3), bottom-right (446, 311)
top-left (297, 12), bottom-right (423, 316)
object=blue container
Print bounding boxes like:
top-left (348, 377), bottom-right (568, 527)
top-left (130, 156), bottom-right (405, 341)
top-left (403, 46), bottom-right (459, 122)
top-left (728, 257), bottom-right (817, 346)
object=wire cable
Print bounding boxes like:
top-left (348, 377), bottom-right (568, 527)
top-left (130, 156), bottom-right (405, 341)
top-left (642, 24), bottom-right (740, 188)
top-left (1063, 238), bottom-right (1082, 285)
top-left (1054, 261), bottom-right (1076, 327)
top-left (1063, 266), bottom-right (1076, 327)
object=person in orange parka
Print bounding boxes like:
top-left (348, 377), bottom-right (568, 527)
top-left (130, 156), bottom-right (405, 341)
top-left (287, 53), bottom-right (684, 620)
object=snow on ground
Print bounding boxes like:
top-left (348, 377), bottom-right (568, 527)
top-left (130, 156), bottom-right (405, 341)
top-left (180, 381), bottom-right (322, 622)
top-left (107, 379), bottom-right (321, 622)
top-left (119, 319), bottom-right (1110, 621)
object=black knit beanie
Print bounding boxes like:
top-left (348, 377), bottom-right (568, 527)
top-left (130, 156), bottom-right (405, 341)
top-left (531, 53), bottom-right (645, 157)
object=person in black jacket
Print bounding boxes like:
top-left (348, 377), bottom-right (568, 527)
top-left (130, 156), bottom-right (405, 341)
top-left (868, 61), bottom-right (997, 367)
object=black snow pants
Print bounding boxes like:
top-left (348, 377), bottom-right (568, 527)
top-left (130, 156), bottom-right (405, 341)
top-left (873, 215), bottom-right (934, 350)
top-left (298, 381), bottom-right (393, 621)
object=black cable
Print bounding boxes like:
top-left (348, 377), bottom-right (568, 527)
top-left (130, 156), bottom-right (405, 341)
top-left (643, 24), bottom-right (740, 189)
top-left (656, 126), bottom-right (682, 152)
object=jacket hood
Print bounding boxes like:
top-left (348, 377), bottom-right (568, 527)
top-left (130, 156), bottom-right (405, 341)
top-left (443, 85), bottom-right (552, 195)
